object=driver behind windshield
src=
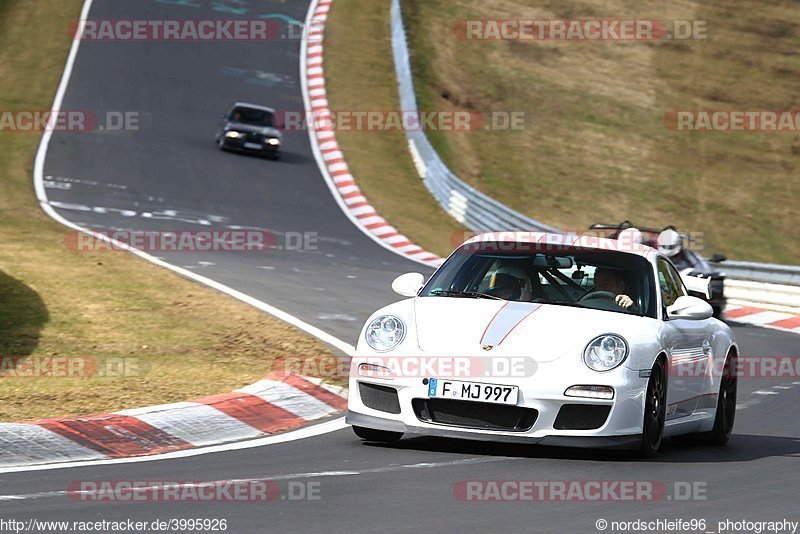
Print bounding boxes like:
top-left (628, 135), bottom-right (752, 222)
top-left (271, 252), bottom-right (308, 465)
top-left (593, 268), bottom-right (635, 310)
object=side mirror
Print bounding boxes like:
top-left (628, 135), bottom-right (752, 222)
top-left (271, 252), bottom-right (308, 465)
top-left (680, 273), bottom-right (711, 299)
top-left (392, 272), bottom-right (425, 297)
top-left (710, 253), bottom-right (727, 263)
top-left (667, 295), bottom-right (713, 321)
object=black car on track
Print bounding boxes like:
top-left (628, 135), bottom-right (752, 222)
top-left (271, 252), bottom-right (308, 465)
top-left (215, 102), bottom-right (282, 160)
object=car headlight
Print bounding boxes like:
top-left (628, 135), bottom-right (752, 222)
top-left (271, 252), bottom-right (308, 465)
top-left (267, 137), bottom-right (280, 146)
top-left (583, 334), bottom-right (629, 372)
top-left (365, 315), bottom-right (405, 352)
top-left (225, 131), bottom-right (242, 138)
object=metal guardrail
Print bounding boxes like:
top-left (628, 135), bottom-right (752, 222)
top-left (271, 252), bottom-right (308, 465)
top-left (391, 0), bottom-right (554, 234)
top-left (716, 261), bottom-right (800, 287)
top-left (724, 279), bottom-right (800, 314)
top-left (390, 0), bottom-right (800, 297)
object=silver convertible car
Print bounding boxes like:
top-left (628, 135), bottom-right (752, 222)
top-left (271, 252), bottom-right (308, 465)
top-left (346, 232), bottom-right (738, 457)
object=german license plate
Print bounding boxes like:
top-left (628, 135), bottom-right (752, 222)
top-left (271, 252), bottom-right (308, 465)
top-left (428, 378), bottom-right (518, 405)
top-left (243, 142), bottom-right (262, 150)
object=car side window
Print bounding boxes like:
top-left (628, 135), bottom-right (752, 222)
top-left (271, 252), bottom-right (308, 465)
top-left (657, 259), bottom-right (680, 308)
top-left (665, 262), bottom-right (688, 299)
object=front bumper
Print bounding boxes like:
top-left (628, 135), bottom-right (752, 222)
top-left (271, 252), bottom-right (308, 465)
top-left (221, 138), bottom-right (280, 155)
top-left (346, 410), bottom-right (642, 449)
top-left (347, 363), bottom-right (649, 450)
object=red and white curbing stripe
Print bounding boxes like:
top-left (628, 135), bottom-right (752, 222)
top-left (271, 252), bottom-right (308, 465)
top-left (724, 304), bottom-right (800, 334)
top-left (303, 0), bottom-right (443, 268)
top-left (0, 373), bottom-right (346, 468)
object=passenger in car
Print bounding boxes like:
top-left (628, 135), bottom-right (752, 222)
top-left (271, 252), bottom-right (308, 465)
top-left (486, 266), bottom-right (532, 301)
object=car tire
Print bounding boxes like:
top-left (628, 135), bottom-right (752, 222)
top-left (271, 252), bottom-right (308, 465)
top-left (696, 353), bottom-right (737, 446)
top-left (639, 358), bottom-right (667, 458)
top-left (352, 425), bottom-right (403, 443)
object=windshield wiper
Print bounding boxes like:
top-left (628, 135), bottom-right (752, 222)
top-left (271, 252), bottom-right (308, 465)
top-left (430, 290), bottom-right (503, 301)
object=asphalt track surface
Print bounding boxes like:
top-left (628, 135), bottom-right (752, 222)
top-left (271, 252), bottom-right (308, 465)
top-left (4, 0), bottom-right (799, 532)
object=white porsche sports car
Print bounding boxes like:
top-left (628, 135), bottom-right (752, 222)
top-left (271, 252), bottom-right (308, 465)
top-left (346, 232), bottom-right (738, 456)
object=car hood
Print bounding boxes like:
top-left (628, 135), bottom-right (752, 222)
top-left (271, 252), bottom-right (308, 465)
top-left (226, 122), bottom-right (282, 138)
top-left (410, 297), bottom-right (650, 362)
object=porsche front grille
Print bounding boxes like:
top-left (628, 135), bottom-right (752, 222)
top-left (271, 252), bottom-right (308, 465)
top-left (412, 398), bottom-right (537, 432)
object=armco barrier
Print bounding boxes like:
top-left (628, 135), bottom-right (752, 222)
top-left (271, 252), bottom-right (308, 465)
top-left (390, 0), bottom-right (799, 314)
top-left (717, 261), bottom-right (800, 287)
top-left (391, 0), bottom-right (554, 233)
top-left (724, 280), bottom-right (800, 315)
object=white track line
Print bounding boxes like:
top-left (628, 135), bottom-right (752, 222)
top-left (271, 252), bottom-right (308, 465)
top-left (0, 455), bottom-right (510, 500)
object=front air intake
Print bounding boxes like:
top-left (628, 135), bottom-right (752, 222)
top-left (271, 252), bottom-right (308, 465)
top-left (358, 382), bottom-right (401, 414)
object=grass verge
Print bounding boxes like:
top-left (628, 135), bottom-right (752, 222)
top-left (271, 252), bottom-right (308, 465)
top-left (0, 0), bottom-right (338, 421)
top-left (327, 0), bottom-right (799, 264)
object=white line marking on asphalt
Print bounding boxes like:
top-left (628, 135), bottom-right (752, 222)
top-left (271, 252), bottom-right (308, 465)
top-left (318, 313), bottom-right (357, 321)
top-left (0, 455), bottom-right (508, 501)
top-left (0, 418), bottom-right (348, 475)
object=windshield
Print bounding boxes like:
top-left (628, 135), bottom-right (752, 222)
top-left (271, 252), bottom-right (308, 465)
top-left (420, 242), bottom-right (657, 318)
top-left (228, 107), bottom-right (274, 127)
